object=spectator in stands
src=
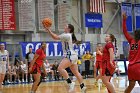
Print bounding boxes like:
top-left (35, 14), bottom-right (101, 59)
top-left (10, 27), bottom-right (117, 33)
top-left (114, 62), bottom-right (121, 78)
top-left (26, 47), bottom-right (34, 83)
top-left (14, 60), bottom-right (21, 83)
top-left (82, 51), bottom-right (93, 78)
top-left (44, 60), bottom-right (54, 80)
top-left (20, 61), bottom-right (28, 83)
top-left (52, 61), bottom-right (59, 80)
top-left (77, 57), bottom-right (82, 74)
top-left (9, 64), bottom-right (17, 83)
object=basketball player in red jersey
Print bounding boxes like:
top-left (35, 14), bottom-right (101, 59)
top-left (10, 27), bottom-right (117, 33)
top-left (123, 13), bottom-right (140, 93)
top-left (95, 43), bottom-right (103, 83)
top-left (29, 42), bottom-right (47, 93)
top-left (102, 34), bottom-right (117, 93)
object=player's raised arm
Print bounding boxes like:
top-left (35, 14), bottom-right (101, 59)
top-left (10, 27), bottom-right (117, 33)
top-left (122, 13), bottom-right (133, 43)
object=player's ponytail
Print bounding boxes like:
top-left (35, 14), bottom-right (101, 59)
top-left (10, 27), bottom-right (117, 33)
top-left (114, 38), bottom-right (118, 54)
top-left (68, 24), bottom-right (81, 45)
top-left (110, 34), bottom-right (118, 53)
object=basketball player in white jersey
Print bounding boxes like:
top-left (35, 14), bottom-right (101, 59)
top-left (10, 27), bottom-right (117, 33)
top-left (43, 24), bottom-right (86, 93)
top-left (0, 43), bottom-right (9, 91)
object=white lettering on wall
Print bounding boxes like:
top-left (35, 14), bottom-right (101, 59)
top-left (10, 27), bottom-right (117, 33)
top-left (87, 19), bottom-right (101, 23)
top-left (25, 43), bottom-right (34, 54)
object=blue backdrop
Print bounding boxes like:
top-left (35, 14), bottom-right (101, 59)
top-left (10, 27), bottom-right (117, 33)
top-left (19, 42), bottom-right (91, 57)
top-left (85, 13), bottom-right (103, 28)
top-left (121, 3), bottom-right (133, 32)
top-left (134, 4), bottom-right (140, 30)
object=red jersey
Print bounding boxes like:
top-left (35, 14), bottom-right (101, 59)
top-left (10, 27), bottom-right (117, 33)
top-left (102, 42), bottom-right (114, 62)
top-left (35, 48), bottom-right (46, 67)
top-left (123, 19), bottom-right (140, 65)
top-left (96, 53), bottom-right (102, 62)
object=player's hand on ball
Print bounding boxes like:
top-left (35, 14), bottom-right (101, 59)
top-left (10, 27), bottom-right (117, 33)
top-left (42, 17), bottom-right (52, 33)
top-left (45, 27), bottom-right (51, 33)
top-left (42, 18), bottom-right (52, 28)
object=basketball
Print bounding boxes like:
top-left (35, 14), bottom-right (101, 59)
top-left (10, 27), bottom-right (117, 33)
top-left (42, 18), bottom-right (52, 27)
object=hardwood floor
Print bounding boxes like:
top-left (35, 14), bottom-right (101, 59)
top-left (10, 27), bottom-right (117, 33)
top-left (2, 76), bottom-right (140, 93)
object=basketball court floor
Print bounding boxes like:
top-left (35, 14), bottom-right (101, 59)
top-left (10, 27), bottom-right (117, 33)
top-left (2, 76), bottom-right (140, 93)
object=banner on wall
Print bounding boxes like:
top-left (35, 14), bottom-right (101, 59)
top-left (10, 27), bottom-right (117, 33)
top-left (0, 0), bottom-right (16, 30)
top-left (134, 4), bottom-right (140, 30)
top-left (85, 13), bottom-right (103, 28)
top-left (121, 3), bottom-right (133, 32)
top-left (105, 0), bottom-right (128, 3)
top-left (18, 0), bottom-right (36, 31)
top-left (19, 42), bottom-right (90, 57)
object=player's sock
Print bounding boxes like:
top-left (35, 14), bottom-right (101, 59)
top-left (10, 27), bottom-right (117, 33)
top-left (66, 78), bottom-right (72, 84)
top-left (80, 83), bottom-right (85, 89)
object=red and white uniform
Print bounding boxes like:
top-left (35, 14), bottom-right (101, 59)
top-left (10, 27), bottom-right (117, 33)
top-left (96, 53), bottom-right (102, 69)
top-left (32, 48), bottom-right (46, 74)
top-left (123, 18), bottom-right (140, 80)
top-left (102, 42), bottom-right (115, 76)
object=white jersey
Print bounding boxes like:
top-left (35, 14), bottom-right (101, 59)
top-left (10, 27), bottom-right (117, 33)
top-left (0, 50), bottom-right (8, 65)
top-left (11, 66), bottom-right (16, 72)
top-left (44, 63), bottom-right (51, 71)
top-left (21, 64), bottom-right (27, 72)
top-left (59, 33), bottom-right (77, 55)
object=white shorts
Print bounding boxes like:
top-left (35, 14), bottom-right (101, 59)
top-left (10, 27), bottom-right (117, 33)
top-left (68, 54), bottom-right (78, 64)
top-left (0, 64), bottom-right (6, 74)
top-left (22, 69), bottom-right (27, 73)
top-left (46, 69), bottom-right (51, 72)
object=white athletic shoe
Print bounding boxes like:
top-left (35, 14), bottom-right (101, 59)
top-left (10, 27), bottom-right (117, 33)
top-left (25, 79), bottom-right (28, 82)
top-left (81, 87), bottom-right (87, 93)
top-left (7, 80), bottom-right (10, 84)
top-left (18, 80), bottom-right (21, 83)
top-left (30, 79), bottom-right (33, 82)
top-left (68, 82), bottom-right (75, 92)
top-left (22, 79), bottom-right (25, 83)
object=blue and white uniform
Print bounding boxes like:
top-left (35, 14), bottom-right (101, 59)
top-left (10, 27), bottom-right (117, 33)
top-left (59, 33), bottom-right (78, 64)
top-left (0, 50), bottom-right (8, 74)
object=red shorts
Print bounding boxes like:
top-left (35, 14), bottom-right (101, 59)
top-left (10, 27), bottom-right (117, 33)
top-left (31, 63), bottom-right (41, 74)
top-left (128, 63), bottom-right (140, 80)
top-left (102, 61), bottom-right (115, 76)
top-left (96, 61), bottom-right (102, 69)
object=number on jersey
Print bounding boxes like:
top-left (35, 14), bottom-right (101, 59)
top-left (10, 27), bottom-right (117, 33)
top-left (131, 43), bottom-right (138, 50)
